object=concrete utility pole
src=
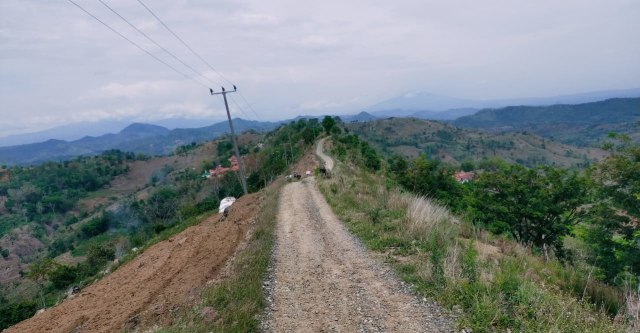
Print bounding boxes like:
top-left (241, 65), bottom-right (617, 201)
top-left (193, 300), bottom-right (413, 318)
top-left (210, 86), bottom-right (248, 195)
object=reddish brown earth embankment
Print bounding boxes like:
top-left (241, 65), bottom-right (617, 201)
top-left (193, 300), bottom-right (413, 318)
top-left (6, 192), bottom-right (259, 333)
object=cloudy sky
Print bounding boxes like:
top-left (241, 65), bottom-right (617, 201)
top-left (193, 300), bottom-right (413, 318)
top-left (1, 0), bottom-right (639, 136)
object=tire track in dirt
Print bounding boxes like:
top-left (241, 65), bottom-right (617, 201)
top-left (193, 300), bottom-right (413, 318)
top-left (6, 193), bottom-right (260, 333)
top-left (265, 140), bottom-right (453, 332)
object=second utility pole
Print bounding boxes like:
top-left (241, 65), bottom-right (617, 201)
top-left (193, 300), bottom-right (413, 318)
top-left (210, 86), bottom-right (248, 195)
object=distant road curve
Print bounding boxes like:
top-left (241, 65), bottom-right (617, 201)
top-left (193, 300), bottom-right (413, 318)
top-left (316, 138), bottom-right (334, 171)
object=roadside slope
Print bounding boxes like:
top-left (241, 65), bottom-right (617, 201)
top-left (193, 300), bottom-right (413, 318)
top-left (7, 193), bottom-right (259, 333)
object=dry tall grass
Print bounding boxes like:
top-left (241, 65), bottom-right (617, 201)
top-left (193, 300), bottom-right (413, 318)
top-left (400, 193), bottom-right (457, 242)
top-left (624, 285), bottom-right (640, 332)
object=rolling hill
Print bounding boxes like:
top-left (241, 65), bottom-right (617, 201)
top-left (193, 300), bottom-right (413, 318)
top-left (367, 88), bottom-right (640, 115)
top-left (346, 118), bottom-right (607, 168)
top-left (452, 98), bottom-right (640, 146)
top-left (0, 119), bottom-right (279, 165)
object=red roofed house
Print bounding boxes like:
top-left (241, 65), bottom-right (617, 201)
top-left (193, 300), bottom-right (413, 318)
top-left (229, 156), bottom-right (240, 171)
top-left (208, 156), bottom-right (241, 178)
top-left (454, 171), bottom-right (475, 183)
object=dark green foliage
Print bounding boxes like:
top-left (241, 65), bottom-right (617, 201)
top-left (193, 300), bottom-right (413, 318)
top-left (301, 127), bottom-right (315, 144)
top-left (332, 134), bottom-right (382, 172)
top-left (468, 165), bottom-right (586, 256)
top-left (48, 264), bottom-right (79, 289)
top-left (47, 238), bottom-right (71, 258)
top-left (387, 155), bottom-right (408, 174)
top-left (216, 140), bottom-right (233, 160)
top-left (0, 150), bottom-right (132, 222)
top-left (0, 300), bottom-right (37, 330)
top-left (322, 115), bottom-right (336, 134)
top-left (144, 186), bottom-right (180, 222)
top-left (246, 172), bottom-right (262, 193)
top-left (86, 243), bottom-right (115, 268)
top-left (393, 154), bottom-right (462, 210)
top-left (79, 214), bottom-right (110, 239)
top-left (175, 142), bottom-right (199, 155)
top-left (360, 141), bottom-right (381, 171)
top-left (460, 160), bottom-right (475, 172)
top-left (578, 133), bottom-right (640, 284)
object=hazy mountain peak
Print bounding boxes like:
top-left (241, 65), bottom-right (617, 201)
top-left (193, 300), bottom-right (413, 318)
top-left (369, 88), bottom-right (640, 115)
top-left (120, 123), bottom-right (169, 135)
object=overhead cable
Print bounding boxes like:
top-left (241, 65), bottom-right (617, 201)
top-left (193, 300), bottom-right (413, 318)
top-left (68, 0), bottom-right (207, 88)
top-left (98, 0), bottom-right (221, 88)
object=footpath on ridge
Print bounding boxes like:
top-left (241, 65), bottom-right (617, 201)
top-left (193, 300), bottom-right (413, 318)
top-left (263, 139), bottom-right (453, 332)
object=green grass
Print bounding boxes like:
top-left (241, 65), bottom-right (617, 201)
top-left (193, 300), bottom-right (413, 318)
top-left (157, 179), bottom-right (282, 333)
top-left (317, 160), bottom-right (627, 332)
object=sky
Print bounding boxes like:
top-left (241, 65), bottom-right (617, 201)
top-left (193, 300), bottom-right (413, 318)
top-left (1, 0), bottom-right (639, 137)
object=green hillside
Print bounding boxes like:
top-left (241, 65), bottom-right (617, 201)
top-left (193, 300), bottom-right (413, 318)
top-left (318, 130), bottom-right (638, 331)
top-left (453, 98), bottom-right (640, 146)
top-left (0, 118), bottom-right (322, 330)
top-left (346, 118), bottom-right (606, 168)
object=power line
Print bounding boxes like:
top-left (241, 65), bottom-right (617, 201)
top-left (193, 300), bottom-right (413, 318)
top-left (135, 0), bottom-right (265, 122)
top-left (98, 0), bottom-right (222, 88)
top-left (230, 97), bottom-right (255, 120)
top-left (229, 94), bottom-right (262, 121)
top-left (68, 0), bottom-right (207, 88)
top-left (136, 0), bottom-right (234, 86)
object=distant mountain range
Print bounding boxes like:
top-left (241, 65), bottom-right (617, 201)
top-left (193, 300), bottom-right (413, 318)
top-left (2, 89), bottom-right (638, 165)
top-left (0, 117), bottom-right (223, 147)
top-left (0, 119), bottom-right (279, 165)
top-left (368, 88), bottom-right (640, 119)
top-left (453, 98), bottom-right (640, 146)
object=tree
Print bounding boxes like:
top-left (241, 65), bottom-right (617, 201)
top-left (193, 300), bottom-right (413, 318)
top-left (322, 116), bottom-right (336, 134)
top-left (301, 127), bottom-right (315, 144)
top-left (26, 258), bottom-right (57, 308)
top-left (461, 160), bottom-right (475, 172)
top-left (580, 133), bottom-right (640, 283)
top-left (397, 154), bottom-right (462, 209)
top-left (469, 165), bottom-right (585, 259)
top-left (86, 243), bottom-right (115, 269)
top-left (144, 187), bottom-right (180, 223)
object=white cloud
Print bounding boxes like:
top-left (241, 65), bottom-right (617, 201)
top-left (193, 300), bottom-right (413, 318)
top-left (0, 0), bottom-right (639, 136)
top-left (95, 80), bottom-right (187, 100)
top-left (231, 13), bottom-right (280, 26)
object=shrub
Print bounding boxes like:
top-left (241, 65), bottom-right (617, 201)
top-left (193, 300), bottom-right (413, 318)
top-left (0, 301), bottom-right (38, 330)
top-left (79, 214), bottom-right (110, 239)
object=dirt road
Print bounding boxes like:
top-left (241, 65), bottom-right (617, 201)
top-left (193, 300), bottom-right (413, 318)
top-left (316, 137), bottom-right (334, 170)
top-left (7, 193), bottom-right (259, 333)
top-left (264, 141), bottom-right (453, 332)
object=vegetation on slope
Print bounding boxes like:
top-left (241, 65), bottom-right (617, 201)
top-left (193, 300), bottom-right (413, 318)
top-left (0, 140), bottom-right (251, 329)
top-left (347, 117), bottom-right (606, 169)
top-left (453, 97), bottom-right (640, 146)
top-left (0, 118), bottom-right (322, 331)
top-left (318, 130), bottom-right (638, 332)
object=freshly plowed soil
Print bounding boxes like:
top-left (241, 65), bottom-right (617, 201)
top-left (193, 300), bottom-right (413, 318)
top-left (7, 193), bottom-right (259, 333)
top-left (264, 140), bottom-right (454, 332)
